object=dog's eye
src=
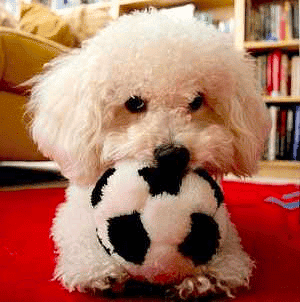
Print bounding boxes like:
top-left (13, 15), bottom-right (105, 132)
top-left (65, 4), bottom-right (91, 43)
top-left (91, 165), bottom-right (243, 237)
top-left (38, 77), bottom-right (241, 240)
top-left (189, 93), bottom-right (204, 112)
top-left (125, 96), bottom-right (147, 113)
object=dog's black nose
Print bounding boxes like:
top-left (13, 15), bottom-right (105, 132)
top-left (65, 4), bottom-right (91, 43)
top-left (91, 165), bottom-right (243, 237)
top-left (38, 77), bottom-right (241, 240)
top-left (154, 144), bottom-right (190, 171)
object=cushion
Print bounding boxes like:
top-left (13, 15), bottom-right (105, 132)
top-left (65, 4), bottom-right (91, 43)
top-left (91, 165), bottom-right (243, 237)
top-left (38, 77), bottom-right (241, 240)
top-left (0, 27), bottom-right (67, 161)
top-left (61, 4), bottom-right (113, 42)
top-left (19, 2), bottom-right (79, 47)
top-left (0, 92), bottom-right (45, 160)
top-left (0, 26), bottom-right (68, 87)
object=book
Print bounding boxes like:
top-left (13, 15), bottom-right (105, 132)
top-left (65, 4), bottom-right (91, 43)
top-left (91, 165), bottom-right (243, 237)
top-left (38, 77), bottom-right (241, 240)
top-left (286, 108), bottom-right (295, 159)
top-left (293, 105), bottom-right (300, 160)
top-left (278, 108), bottom-right (288, 159)
top-left (269, 4), bottom-right (281, 41)
top-left (291, 56), bottom-right (300, 96)
top-left (267, 53), bottom-right (273, 95)
top-left (279, 3), bottom-right (286, 40)
top-left (271, 50), bottom-right (282, 96)
top-left (292, 1), bottom-right (299, 39)
top-left (283, 0), bottom-right (293, 40)
top-left (268, 106), bottom-right (279, 160)
top-left (264, 4), bottom-right (272, 40)
top-left (280, 54), bottom-right (289, 96)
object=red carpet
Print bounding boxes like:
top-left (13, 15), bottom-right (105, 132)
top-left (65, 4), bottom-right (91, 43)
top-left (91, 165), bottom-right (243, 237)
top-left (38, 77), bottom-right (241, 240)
top-left (1, 181), bottom-right (299, 302)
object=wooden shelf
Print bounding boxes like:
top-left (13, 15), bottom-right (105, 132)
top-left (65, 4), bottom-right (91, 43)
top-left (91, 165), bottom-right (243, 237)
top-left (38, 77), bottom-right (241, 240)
top-left (122, 0), bottom-right (233, 9)
top-left (263, 96), bottom-right (300, 104)
top-left (119, 0), bottom-right (233, 12)
top-left (119, 0), bottom-right (191, 12)
top-left (120, 0), bottom-right (149, 4)
top-left (192, 0), bottom-right (233, 10)
top-left (244, 40), bottom-right (300, 52)
top-left (257, 161), bottom-right (300, 179)
top-left (120, 0), bottom-right (193, 6)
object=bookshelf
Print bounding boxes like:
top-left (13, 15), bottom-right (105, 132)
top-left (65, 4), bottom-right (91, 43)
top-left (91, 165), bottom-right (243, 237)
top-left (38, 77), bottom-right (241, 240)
top-left (235, 0), bottom-right (300, 179)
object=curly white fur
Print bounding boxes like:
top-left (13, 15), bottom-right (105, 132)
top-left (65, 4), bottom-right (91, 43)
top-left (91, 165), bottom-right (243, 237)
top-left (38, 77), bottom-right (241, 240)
top-left (29, 10), bottom-right (270, 185)
top-left (28, 10), bottom-right (269, 299)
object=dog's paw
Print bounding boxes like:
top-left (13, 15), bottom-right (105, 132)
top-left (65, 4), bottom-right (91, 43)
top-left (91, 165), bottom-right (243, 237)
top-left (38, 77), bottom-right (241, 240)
top-left (55, 263), bottom-right (130, 294)
top-left (79, 269), bottom-right (130, 294)
top-left (173, 271), bottom-right (244, 300)
top-left (174, 275), bottom-right (214, 300)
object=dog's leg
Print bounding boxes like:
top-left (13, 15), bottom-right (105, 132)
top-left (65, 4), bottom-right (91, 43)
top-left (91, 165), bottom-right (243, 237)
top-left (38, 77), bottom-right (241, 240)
top-left (204, 208), bottom-right (254, 296)
top-left (51, 185), bottom-right (129, 292)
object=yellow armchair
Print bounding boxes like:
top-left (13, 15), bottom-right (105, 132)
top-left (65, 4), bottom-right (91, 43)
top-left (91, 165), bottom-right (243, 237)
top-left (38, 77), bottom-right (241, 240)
top-left (0, 27), bottom-right (68, 160)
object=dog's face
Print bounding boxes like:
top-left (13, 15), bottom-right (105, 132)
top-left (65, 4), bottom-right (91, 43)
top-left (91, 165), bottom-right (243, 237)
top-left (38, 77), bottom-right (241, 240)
top-left (29, 12), bottom-right (270, 185)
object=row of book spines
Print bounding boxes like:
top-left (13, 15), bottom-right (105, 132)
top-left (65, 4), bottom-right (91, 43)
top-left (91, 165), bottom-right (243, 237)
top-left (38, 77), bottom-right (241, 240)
top-left (256, 51), bottom-right (300, 97)
top-left (245, 0), bottom-right (299, 42)
top-left (265, 105), bottom-right (300, 161)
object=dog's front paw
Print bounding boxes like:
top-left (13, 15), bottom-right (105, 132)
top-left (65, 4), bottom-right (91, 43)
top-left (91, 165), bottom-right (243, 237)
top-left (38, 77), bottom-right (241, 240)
top-left (55, 262), bottom-right (130, 294)
top-left (173, 270), bottom-right (247, 300)
top-left (174, 275), bottom-right (214, 300)
top-left (77, 269), bottom-right (130, 294)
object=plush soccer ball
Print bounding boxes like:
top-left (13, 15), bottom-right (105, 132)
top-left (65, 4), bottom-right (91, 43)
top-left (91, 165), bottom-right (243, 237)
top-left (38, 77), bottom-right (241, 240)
top-left (91, 160), bottom-right (238, 286)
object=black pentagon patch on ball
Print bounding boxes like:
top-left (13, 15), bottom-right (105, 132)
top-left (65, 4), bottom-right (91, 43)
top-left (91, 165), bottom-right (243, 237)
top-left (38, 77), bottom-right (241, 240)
top-left (194, 168), bottom-right (224, 207)
top-left (178, 213), bottom-right (220, 265)
top-left (108, 211), bottom-right (150, 265)
top-left (91, 168), bottom-right (116, 207)
top-left (138, 167), bottom-right (183, 196)
top-left (138, 144), bottom-right (190, 197)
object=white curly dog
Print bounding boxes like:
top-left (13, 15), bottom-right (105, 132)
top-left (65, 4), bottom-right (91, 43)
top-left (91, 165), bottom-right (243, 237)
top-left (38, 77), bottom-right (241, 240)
top-left (28, 11), bottom-right (270, 299)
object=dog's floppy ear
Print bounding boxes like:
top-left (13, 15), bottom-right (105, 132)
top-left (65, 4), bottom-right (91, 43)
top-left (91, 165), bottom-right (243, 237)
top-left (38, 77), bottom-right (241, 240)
top-left (228, 55), bottom-right (271, 176)
top-left (28, 49), bottom-right (104, 184)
